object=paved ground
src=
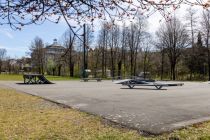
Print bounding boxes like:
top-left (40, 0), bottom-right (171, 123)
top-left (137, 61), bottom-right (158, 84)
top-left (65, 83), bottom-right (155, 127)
top-left (1, 80), bottom-right (210, 135)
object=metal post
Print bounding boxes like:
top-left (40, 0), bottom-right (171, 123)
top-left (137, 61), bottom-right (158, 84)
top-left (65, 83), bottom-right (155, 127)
top-left (83, 24), bottom-right (86, 78)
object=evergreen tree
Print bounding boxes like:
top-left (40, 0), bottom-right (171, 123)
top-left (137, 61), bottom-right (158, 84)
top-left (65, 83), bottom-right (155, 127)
top-left (194, 32), bottom-right (207, 77)
top-left (197, 32), bottom-right (202, 47)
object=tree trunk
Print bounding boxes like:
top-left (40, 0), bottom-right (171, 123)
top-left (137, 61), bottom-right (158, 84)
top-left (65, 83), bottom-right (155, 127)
top-left (70, 63), bottom-right (74, 77)
top-left (160, 50), bottom-right (164, 80)
top-left (0, 61), bottom-right (2, 74)
top-left (38, 67), bottom-right (41, 74)
top-left (53, 68), bottom-right (55, 76)
top-left (58, 65), bottom-right (62, 76)
top-left (206, 27), bottom-right (210, 81)
top-left (102, 47), bottom-right (105, 77)
top-left (134, 51), bottom-right (138, 76)
top-left (171, 62), bottom-right (176, 80)
top-left (94, 52), bottom-right (99, 78)
top-left (104, 48), bottom-right (107, 78)
top-left (130, 55), bottom-right (133, 76)
top-left (208, 49), bottom-right (210, 81)
top-left (118, 61), bottom-right (122, 78)
top-left (110, 48), bottom-right (115, 78)
top-left (143, 55), bottom-right (147, 79)
top-left (41, 63), bottom-right (44, 75)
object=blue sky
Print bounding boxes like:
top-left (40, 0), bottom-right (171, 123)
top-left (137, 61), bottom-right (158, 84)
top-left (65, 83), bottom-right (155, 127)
top-left (0, 20), bottom-right (69, 58)
top-left (0, 14), bottom-right (161, 59)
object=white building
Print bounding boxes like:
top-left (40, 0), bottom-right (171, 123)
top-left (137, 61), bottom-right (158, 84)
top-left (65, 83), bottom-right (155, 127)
top-left (45, 39), bottom-right (65, 61)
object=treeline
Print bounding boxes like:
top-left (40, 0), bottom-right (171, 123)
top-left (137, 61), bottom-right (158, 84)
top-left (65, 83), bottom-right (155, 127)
top-left (0, 48), bottom-right (31, 74)
top-left (6, 8), bottom-right (210, 81)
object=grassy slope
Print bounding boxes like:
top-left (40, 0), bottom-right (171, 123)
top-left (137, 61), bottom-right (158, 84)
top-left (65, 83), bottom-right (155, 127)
top-left (0, 88), bottom-right (143, 140)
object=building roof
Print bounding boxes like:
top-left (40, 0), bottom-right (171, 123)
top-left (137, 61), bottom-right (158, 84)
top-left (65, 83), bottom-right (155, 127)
top-left (46, 39), bottom-right (65, 50)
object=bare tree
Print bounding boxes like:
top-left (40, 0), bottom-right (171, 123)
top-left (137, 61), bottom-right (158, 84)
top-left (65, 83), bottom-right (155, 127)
top-left (155, 41), bottom-right (166, 80)
top-left (142, 34), bottom-right (152, 79)
top-left (126, 16), bottom-right (147, 76)
top-left (98, 23), bottom-right (109, 78)
top-left (30, 37), bottom-right (45, 74)
top-left (0, 48), bottom-right (7, 74)
top-left (156, 17), bottom-right (189, 80)
top-left (62, 29), bottom-right (76, 77)
top-left (108, 25), bottom-right (120, 78)
top-left (120, 23), bottom-right (128, 78)
top-left (184, 7), bottom-right (198, 79)
top-left (201, 10), bottom-right (210, 81)
top-left (185, 7), bottom-right (198, 47)
top-left (84, 24), bottom-right (93, 70)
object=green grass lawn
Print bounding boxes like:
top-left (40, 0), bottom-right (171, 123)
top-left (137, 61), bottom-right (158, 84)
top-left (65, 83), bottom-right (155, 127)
top-left (1, 88), bottom-right (210, 139)
top-left (0, 74), bottom-right (23, 81)
top-left (0, 74), bottom-right (79, 81)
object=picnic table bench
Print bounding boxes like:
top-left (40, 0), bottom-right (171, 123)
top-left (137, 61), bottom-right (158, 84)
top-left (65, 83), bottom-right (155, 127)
top-left (23, 74), bottom-right (52, 84)
top-left (82, 78), bottom-right (102, 82)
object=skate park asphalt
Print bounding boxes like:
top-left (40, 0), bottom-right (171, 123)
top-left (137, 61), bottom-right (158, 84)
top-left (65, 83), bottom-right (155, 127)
top-left (1, 80), bottom-right (210, 135)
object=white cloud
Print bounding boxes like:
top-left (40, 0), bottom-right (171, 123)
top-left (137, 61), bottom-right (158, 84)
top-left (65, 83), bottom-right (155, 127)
top-left (5, 46), bottom-right (27, 51)
top-left (0, 45), bottom-right (6, 49)
top-left (0, 44), bottom-right (28, 58)
top-left (0, 30), bottom-right (14, 39)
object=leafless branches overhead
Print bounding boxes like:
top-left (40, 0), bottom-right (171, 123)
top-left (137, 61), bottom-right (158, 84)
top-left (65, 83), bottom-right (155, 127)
top-left (0, 0), bottom-right (210, 31)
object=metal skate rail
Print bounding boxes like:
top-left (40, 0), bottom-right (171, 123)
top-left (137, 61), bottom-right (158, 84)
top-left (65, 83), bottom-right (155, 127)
top-left (122, 82), bottom-right (184, 89)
